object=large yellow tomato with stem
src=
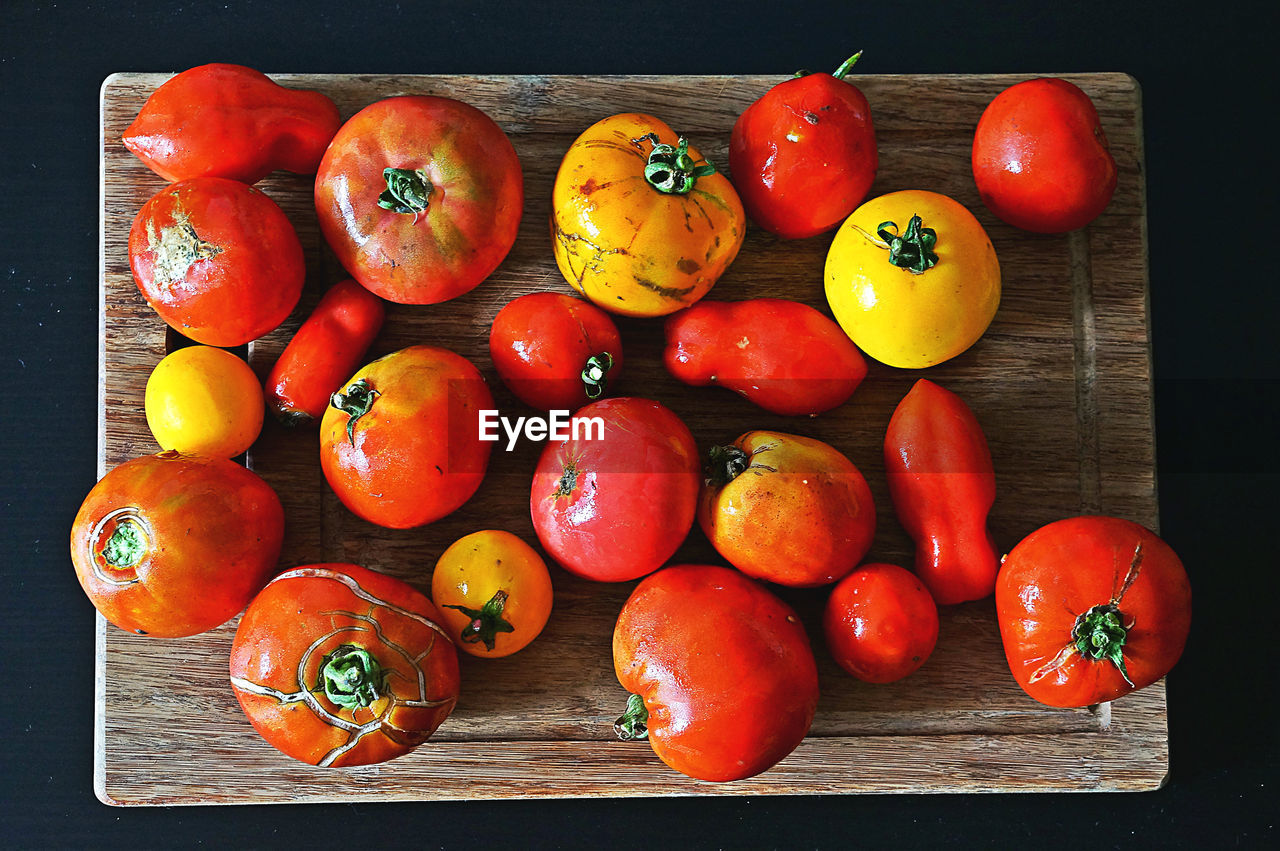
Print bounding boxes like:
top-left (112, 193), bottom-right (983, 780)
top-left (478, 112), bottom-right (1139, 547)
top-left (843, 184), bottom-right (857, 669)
top-left (824, 190), bottom-right (1000, 369)
top-left (551, 113), bottom-right (745, 318)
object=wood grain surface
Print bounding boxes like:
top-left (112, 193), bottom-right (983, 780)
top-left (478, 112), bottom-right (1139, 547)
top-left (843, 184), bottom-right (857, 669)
top-left (97, 71), bottom-right (1163, 804)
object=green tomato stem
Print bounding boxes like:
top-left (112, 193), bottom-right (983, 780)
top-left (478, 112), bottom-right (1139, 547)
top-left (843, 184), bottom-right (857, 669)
top-left (614, 693), bottom-right (649, 740)
top-left (581, 352), bottom-right (614, 400)
top-left (634, 133), bottom-right (717, 195)
top-left (330, 379), bottom-right (380, 445)
top-left (444, 590), bottom-right (516, 652)
top-left (315, 644), bottom-right (387, 710)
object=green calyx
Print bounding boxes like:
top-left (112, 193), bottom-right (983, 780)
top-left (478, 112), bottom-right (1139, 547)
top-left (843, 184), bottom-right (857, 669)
top-left (793, 49), bottom-right (863, 79)
top-left (315, 644), bottom-right (387, 710)
top-left (581, 352), bottom-right (614, 400)
top-left (378, 167), bottom-right (434, 220)
top-left (707, 443), bottom-right (751, 488)
top-left (102, 520), bottom-right (146, 568)
top-left (444, 590), bottom-right (515, 652)
top-left (614, 693), bottom-right (649, 740)
top-left (1072, 604), bottom-right (1135, 687)
top-left (878, 215), bottom-right (939, 274)
top-left (635, 133), bottom-right (717, 195)
top-left (330, 379), bottom-right (380, 445)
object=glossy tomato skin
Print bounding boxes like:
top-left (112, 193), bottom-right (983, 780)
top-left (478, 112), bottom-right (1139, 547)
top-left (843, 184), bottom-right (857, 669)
top-left (229, 563), bottom-right (460, 767)
top-left (699, 431), bottom-right (875, 587)
top-left (489, 292), bottom-right (623, 412)
top-left (664, 298), bottom-right (867, 415)
top-left (315, 96), bottom-right (523, 305)
top-left (972, 78), bottom-right (1118, 233)
top-left (70, 451), bottom-right (284, 637)
top-left (613, 564), bottom-right (819, 782)
top-left (122, 63), bottom-right (341, 184)
top-left (129, 177), bottom-right (305, 347)
top-left (823, 563), bottom-right (939, 683)
top-left (320, 346), bottom-right (494, 529)
top-left (530, 397), bottom-right (699, 582)
top-left (996, 516), bottom-right (1191, 708)
top-left (729, 64), bottom-right (877, 239)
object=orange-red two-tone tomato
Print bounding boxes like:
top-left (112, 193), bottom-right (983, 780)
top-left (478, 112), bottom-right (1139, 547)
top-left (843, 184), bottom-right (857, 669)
top-left (229, 563), bottom-right (460, 767)
top-left (315, 96), bottom-right (523, 305)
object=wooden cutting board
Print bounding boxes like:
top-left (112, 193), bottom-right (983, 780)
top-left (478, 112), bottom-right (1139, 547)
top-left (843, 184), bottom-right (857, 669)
top-left (97, 71), bottom-right (1163, 804)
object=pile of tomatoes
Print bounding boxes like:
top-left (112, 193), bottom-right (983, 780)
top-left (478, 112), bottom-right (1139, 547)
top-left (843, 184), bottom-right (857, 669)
top-left (72, 60), bottom-right (1190, 780)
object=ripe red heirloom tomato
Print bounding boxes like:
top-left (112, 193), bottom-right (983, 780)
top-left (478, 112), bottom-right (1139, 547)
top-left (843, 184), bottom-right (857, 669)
top-left (489, 292), bottom-right (623, 412)
top-left (613, 564), bottom-right (820, 782)
top-left (530, 397), bottom-right (700, 582)
top-left (823, 563), bottom-right (939, 683)
top-left (972, 78), bottom-right (1118, 233)
top-left (230, 563), bottom-right (460, 767)
top-left (664, 298), bottom-right (868, 416)
top-left (315, 95), bottom-right (524, 304)
top-left (320, 346), bottom-right (494, 529)
top-left (70, 451), bottom-right (284, 637)
top-left (996, 516), bottom-right (1191, 708)
top-left (729, 52), bottom-right (878, 239)
top-left (129, 177), bottom-right (305, 347)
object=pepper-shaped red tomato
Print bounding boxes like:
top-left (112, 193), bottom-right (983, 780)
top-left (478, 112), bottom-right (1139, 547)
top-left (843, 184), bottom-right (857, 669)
top-left (129, 177), bottom-right (305, 346)
top-left (122, 63), bottom-right (341, 184)
top-left (530, 397), bottom-right (699, 582)
top-left (489, 292), bottom-right (623, 411)
top-left (729, 53), bottom-right (878, 239)
top-left (664, 298), bottom-right (867, 415)
top-left (315, 96), bottom-right (523, 305)
top-left (265, 279), bottom-right (386, 426)
top-left (70, 451), bottom-right (284, 637)
top-left (884, 379), bottom-right (999, 605)
top-left (613, 564), bottom-right (819, 782)
top-left (823, 563), bottom-right (939, 683)
top-left (229, 563), bottom-right (460, 767)
top-left (996, 517), bottom-right (1191, 708)
top-left (972, 78), bottom-right (1118, 233)
top-left (320, 346), bottom-right (494, 529)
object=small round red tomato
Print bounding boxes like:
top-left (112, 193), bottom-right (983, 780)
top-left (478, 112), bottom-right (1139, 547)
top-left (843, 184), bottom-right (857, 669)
top-left (530, 397), bottom-right (699, 582)
top-left (315, 95), bottom-right (524, 304)
top-left (729, 52), bottom-right (878, 239)
top-left (229, 563), bottom-right (460, 767)
top-left (129, 177), bottom-right (305, 346)
top-left (996, 516), bottom-right (1192, 708)
top-left (972, 78), bottom-right (1118, 233)
top-left (320, 346), bottom-right (494, 529)
top-left (613, 564), bottom-right (819, 782)
top-left (823, 563), bottom-right (939, 683)
top-left (431, 530), bottom-right (553, 658)
top-left (489, 292), bottom-right (623, 411)
top-left (69, 451), bottom-right (284, 637)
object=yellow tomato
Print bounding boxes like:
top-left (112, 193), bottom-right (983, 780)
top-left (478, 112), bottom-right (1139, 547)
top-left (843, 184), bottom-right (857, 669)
top-left (144, 345), bottom-right (264, 458)
top-left (432, 530), bottom-right (553, 658)
top-left (551, 113), bottom-right (745, 318)
top-left (824, 190), bottom-right (1000, 368)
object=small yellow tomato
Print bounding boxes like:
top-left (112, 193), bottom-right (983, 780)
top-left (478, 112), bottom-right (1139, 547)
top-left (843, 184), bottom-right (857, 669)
top-left (431, 530), bottom-right (553, 658)
top-left (824, 189), bottom-right (1000, 368)
top-left (144, 345), bottom-right (264, 458)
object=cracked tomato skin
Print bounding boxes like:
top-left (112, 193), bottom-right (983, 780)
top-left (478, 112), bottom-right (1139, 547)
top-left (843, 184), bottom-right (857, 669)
top-left (550, 113), bottom-right (745, 318)
top-left (320, 346), bottom-right (494, 529)
top-left (129, 177), bottom-right (305, 346)
top-left (613, 564), bottom-right (820, 782)
top-left (529, 397), bottom-right (700, 582)
top-left (996, 516), bottom-right (1191, 708)
top-left (69, 451), bottom-right (284, 637)
top-left (229, 563), bottom-right (460, 767)
top-left (315, 95), bottom-right (523, 305)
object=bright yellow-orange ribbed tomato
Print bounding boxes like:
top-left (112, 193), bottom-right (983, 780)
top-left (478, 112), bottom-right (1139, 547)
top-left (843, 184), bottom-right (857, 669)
top-left (144, 345), bottom-right (264, 458)
top-left (431, 530), bottom-right (553, 658)
top-left (551, 113), bottom-right (745, 318)
top-left (824, 190), bottom-right (1000, 369)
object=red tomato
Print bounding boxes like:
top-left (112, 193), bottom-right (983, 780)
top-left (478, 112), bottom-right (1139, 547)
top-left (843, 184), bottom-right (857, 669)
top-left (664, 298), bottom-right (867, 416)
top-left (69, 451), bottom-right (284, 637)
top-left (129, 177), bottom-right (305, 346)
top-left (229, 563), bottom-right (460, 767)
top-left (320, 346), bottom-right (494, 529)
top-left (996, 516), bottom-right (1191, 708)
top-left (530, 397), bottom-right (699, 582)
top-left (972, 78), bottom-right (1118, 233)
top-left (823, 563), bottom-right (939, 683)
top-left (613, 564), bottom-right (819, 781)
top-left (315, 96), bottom-right (523, 304)
top-left (729, 53), bottom-right (878, 239)
top-left (489, 292), bottom-right (623, 411)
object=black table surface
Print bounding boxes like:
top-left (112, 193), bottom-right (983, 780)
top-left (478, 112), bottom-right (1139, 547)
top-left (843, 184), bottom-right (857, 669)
top-left (3, 1), bottom-right (1275, 846)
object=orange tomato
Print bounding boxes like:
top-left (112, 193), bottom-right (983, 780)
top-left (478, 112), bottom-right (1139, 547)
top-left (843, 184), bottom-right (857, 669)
top-left (144, 345), bottom-right (264, 458)
top-left (431, 530), bottom-right (553, 658)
